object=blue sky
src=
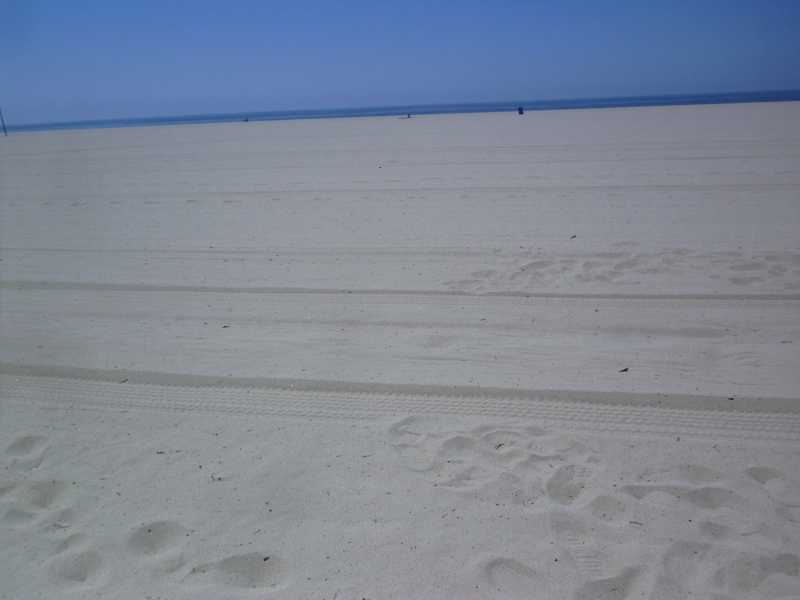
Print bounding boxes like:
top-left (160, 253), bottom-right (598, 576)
top-left (2, 0), bottom-right (799, 124)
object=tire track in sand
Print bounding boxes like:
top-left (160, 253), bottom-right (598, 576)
top-left (2, 366), bottom-right (799, 442)
top-left (3, 280), bottom-right (800, 301)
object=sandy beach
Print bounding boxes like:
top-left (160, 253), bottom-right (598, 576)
top-left (1, 102), bottom-right (800, 599)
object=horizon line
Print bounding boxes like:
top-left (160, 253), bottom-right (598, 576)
top-left (6, 88), bottom-right (800, 134)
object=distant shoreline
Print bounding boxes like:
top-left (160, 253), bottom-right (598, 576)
top-left (7, 89), bottom-right (800, 134)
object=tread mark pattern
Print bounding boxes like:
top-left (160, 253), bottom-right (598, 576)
top-left (2, 375), bottom-right (800, 442)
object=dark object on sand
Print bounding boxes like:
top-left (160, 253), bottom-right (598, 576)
top-left (517, 106), bottom-right (524, 115)
top-left (0, 108), bottom-right (7, 136)
top-left (619, 367), bottom-right (629, 373)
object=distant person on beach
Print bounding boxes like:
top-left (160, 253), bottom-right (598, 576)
top-left (518, 106), bottom-right (524, 115)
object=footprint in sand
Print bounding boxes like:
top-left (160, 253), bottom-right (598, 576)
top-left (49, 544), bottom-right (105, 587)
top-left (127, 520), bottom-right (187, 556)
top-left (746, 466), bottom-right (800, 519)
top-left (548, 511), bottom-right (606, 580)
top-left (587, 495), bottom-right (626, 523)
top-left (387, 416), bottom-right (448, 472)
top-left (620, 484), bottom-right (748, 511)
top-left (546, 464), bottom-right (594, 505)
top-left (0, 480), bottom-right (14, 498)
top-left (476, 556), bottom-right (544, 599)
top-left (184, 553), bottom-right (285, 589)
top-left (127, 519), bottom-right (189, 574)
top-left (15, 480), bottom-right (68, 511)
top-left (713, 551), bottom-right (799, 597)
top-left (621, 463), bottom-right (748, 512)
top-left (53, 533), bottom-right (89, 555)
top-left (2, 505), bottom-right (37, 526)
top-left (1, 480), bottom-right (71, 526)
top-left (650, 543), bottom-right (798, 597)
top-left (388, 416), bottom-right (532, 484)
top-left (547, 509), bottom-right (647, 598)
top-left (636, 464), bottom-right (722, 485)
top-left (649, 540), bottom-right (712, 599)
top-left (5, 434), bottom-right (49, 470)
top-left (573, 566), bottom-right (642, 600)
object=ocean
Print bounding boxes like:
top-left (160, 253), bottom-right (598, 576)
top-left (6, 89), bottom-right (800, 134)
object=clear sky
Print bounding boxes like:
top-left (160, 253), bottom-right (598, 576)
top-left (2, 0), bottom-right (800, 124)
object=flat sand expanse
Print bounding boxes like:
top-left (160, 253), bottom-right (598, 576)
top-left (1, 102), bottom-right (800, 598)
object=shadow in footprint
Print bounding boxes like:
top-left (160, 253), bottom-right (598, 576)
top-left (588, 495), bottom-right (626, 522)
top-left (650, 541), bottom-right (711, 599)
top-left (621, 485), bottom-right (747, 511)
top-left (186, 553), bottom-right (284, 589)
top-left (638, 464), bottom-right (721, 485)
top-left (6, 434), bottom-right (48, 458)
top-left (573, 566), bottom-right (642, 600)
top-left (478, 557), bottom-right (543, 599)
top-left (746, 466), bottom-right (800, 509)
top-left (547, 464), bottom-right (593, 505)
top-left (18, 480), bottom-right (67, 511)
top-left (713, 552), bottom-right (799, 595)
top-left (127, 520), bottom-right (187, 556)
top-left (50, 549), bottom-right (103, 586)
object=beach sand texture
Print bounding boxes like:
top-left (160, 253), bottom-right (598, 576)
top-left (1, 102), bottom-right (800, 598)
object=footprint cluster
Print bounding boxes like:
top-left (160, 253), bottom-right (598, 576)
top-left (389, 416), bottom-right (800, 599)
top-left (1, 432), bottom-right (285, 594)
top-left (445, 247), bottom-right (800, 293)
top-left (388, 416), bottom-right (599, 509)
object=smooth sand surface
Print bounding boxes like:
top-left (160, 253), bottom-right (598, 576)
top-left (1, 102), bottom-right (800, 598)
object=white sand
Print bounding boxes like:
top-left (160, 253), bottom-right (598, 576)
top-left (1, 102), bottom-right (799, 598)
